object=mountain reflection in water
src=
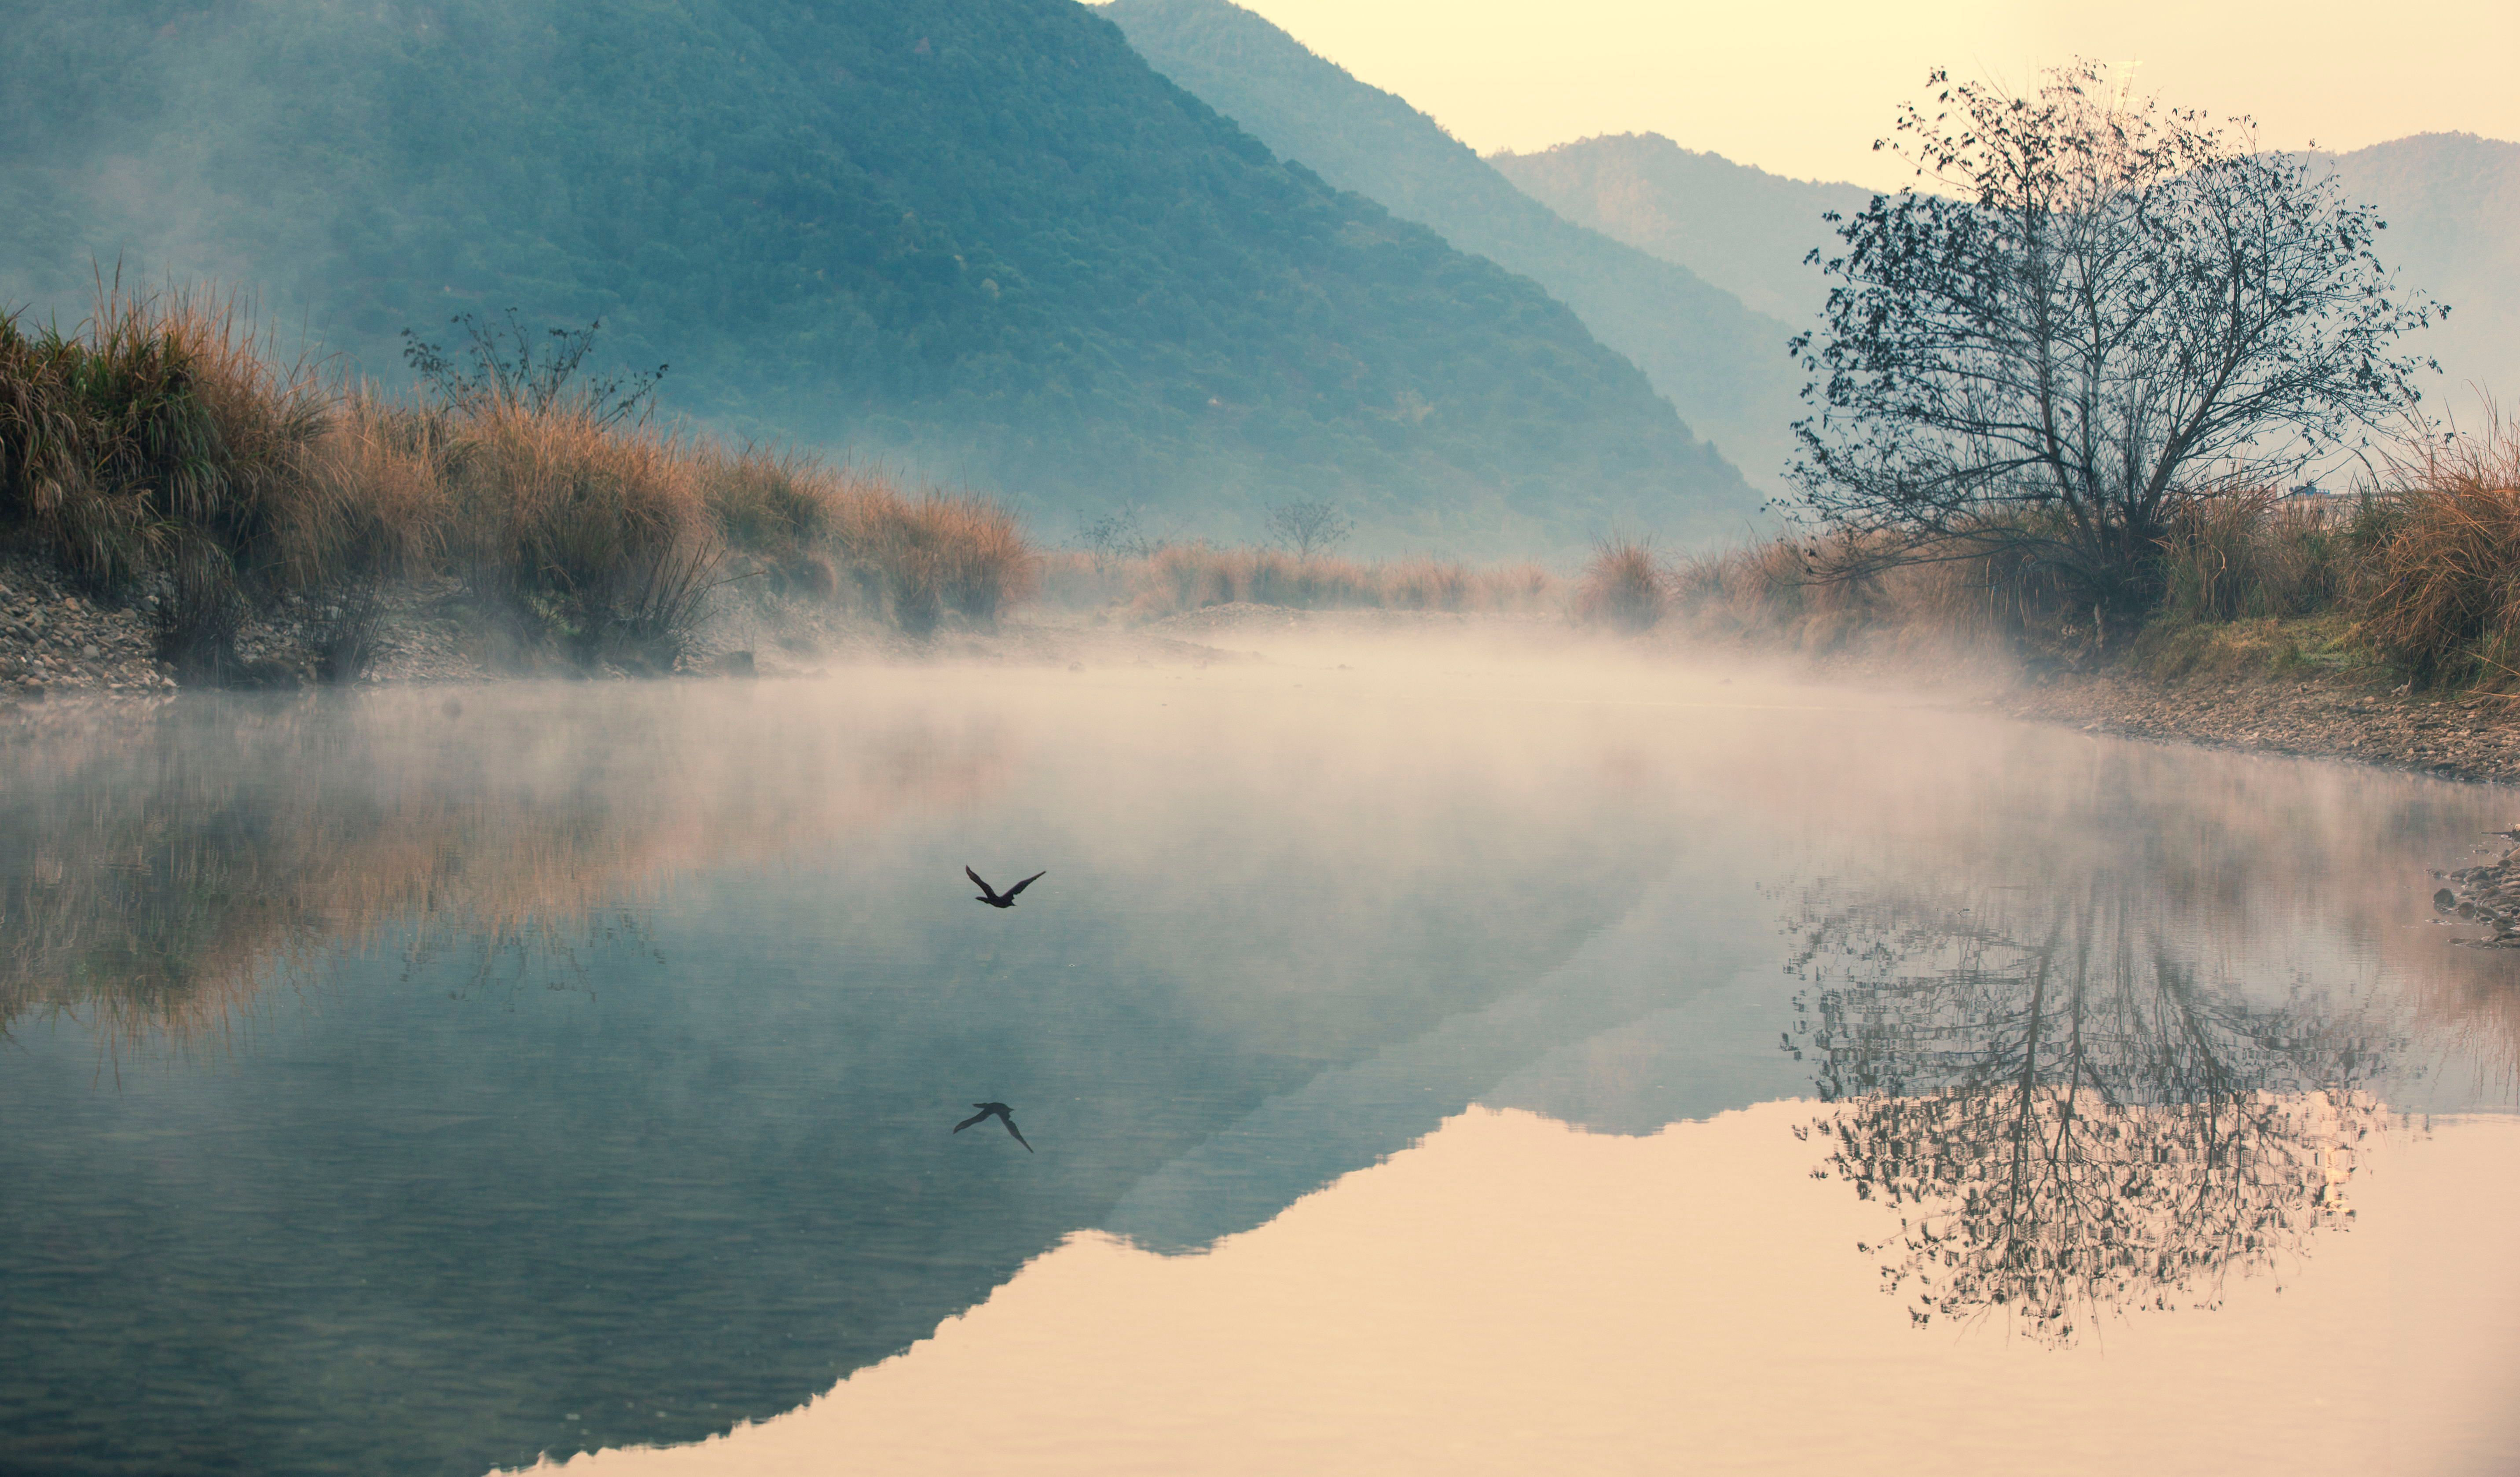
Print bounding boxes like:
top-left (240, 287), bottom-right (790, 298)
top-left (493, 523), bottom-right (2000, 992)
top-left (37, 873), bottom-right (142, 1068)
top-left (0, 653), bottom-right (2514, 1477)
top-left (514, 1107), bottom-right (2520, 1477)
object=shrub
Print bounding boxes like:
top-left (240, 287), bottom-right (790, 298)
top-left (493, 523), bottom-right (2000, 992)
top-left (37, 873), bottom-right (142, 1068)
top-left (0, 285), bottom-right (340, 679)
top-left (1575, 538), bottom-right (1666, 631)
top-left (2351, 417), bottom-right (2520, 688)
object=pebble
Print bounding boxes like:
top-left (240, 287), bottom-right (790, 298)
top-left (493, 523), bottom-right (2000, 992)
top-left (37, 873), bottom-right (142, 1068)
top-left (0, 553), bottom-right (174, 704)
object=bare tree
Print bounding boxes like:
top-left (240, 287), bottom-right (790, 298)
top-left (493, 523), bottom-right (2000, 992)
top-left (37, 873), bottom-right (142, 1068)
top-left (401, 309), bottom-right (667, 426)
top-left (1791, 62), bottom-right (2439, 612)
top-left (1262, 499), bottom-right (1354, 559)
top-left (1075, 506), bottom-right (1156, 571)
top-left (1783, 880), bottom-right (2389, 1343)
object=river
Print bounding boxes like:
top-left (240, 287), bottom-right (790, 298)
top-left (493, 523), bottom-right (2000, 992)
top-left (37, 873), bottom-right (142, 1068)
top-left (2, 639), bottom-right (2513, 1474)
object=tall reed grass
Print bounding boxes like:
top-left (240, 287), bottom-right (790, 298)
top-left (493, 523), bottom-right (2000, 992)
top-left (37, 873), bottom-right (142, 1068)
top-left (0, 288), bottom-right (1036, 681)
top-left (2349, 414), bottom-right (2520, 689)
top-left (1573, 538), bottom-right (1666, 631)
top-left (1670, 530), bottom-right (2057, 659)
top-left (1114, 543), bottom-right (1555, 617)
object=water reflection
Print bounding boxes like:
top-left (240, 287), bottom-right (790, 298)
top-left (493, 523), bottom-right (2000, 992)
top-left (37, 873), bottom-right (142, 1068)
top-left (0, 667), bottom-right (1690, 1475)
top-left (4, 658), bottom-right (2517, 1475)
top-left (0, 686), bottom-right (1013, 1044)
top-left (1785, 880), bottom-right (2395, 1341)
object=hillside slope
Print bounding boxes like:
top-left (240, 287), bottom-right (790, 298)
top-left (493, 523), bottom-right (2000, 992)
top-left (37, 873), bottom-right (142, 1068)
top-left (2320, 133), bottom-right (2520, 415)
top-left (1100, 0), bottom-right (1803, 496)
top-left (0, 0), bottom-right (1754, 550)
top-left (1489, 133), bottom-right (1872, 328)
top-left (1498, 128), bottom-right (2515, 422)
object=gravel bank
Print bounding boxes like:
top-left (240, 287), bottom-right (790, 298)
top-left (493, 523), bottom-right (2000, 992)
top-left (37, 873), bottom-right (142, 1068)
top-left (0, 553), bottom-right (179, 700)
top-left (2010, 670), bottom-right (2520, 786)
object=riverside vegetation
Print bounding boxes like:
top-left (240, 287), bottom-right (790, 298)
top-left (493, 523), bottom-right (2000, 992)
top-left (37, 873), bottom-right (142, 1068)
top-left (0, 289), bottom-right (1034, 691)
top-left (1664, 418), bottom-right (2520, 698)
top-left (0, 287), bottom-right (1650, 696)
top-left (10, 290), bottom-right (2520, 727)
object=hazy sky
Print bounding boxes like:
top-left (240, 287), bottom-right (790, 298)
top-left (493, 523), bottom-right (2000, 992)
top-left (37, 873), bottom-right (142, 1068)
top-left (1215, 0), bottom-right (2520, 187)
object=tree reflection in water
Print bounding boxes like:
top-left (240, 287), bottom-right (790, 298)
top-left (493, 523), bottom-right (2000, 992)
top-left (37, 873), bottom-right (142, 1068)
top-left (1783, 881), bottom-right (2395, 1342)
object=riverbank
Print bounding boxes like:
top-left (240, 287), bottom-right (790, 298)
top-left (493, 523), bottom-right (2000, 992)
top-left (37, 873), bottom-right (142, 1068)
top-left (0, 554), bottom-right (1262, 707)
top-left (2010, 668), bottom-right (2520, 786)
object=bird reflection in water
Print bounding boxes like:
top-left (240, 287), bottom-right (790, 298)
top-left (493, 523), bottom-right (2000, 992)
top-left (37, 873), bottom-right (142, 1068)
top-left (1781, 880), bottom-right (2393, 1343)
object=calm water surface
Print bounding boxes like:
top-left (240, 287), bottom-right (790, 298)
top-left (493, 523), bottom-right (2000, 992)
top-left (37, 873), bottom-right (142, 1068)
top-left (2, 645), bottom-right (2515, 1475)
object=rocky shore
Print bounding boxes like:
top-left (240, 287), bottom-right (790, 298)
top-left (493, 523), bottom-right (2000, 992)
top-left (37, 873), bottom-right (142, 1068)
top-left (0, 554), bottom-right (179, 699)
top-left (2434, 840), bottom-right (2520, 946)
top-left (2010, 669), bottom-right (2520, 786)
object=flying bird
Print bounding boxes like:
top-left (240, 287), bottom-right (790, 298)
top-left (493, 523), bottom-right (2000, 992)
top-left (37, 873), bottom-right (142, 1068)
top-left (953, 1101), bottom-right (1034, 1152)
top-left (965, 865), bottom-right (1045, 909)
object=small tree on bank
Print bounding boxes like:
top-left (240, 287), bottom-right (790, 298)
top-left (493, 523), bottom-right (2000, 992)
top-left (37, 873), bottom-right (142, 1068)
top-left (1262, 498), bottom-right (1354, 559)
top-left (1790, 62), bottom-right (2440, 616)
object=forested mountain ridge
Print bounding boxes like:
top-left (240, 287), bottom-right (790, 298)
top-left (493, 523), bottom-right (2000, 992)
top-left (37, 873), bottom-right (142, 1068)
top-left (1489, 134), bottom-right (1872, 328)
top-left (1100, 0), bottom-right (1805, 494)
top-left (0, 0), bottom-right (1756, 550)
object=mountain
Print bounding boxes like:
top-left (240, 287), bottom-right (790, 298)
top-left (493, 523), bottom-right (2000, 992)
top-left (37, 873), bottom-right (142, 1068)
top-left (0, 0), bottom-right (1756, 551)
top-left (1099, 0), bottom-right (1803, 497)
top-left (1497, 128), bottom-right (2518, 426)
top-left (2318, 133), bottom-right (2520, 417)
top-left (1489, 134), bottom-right (1874, 328)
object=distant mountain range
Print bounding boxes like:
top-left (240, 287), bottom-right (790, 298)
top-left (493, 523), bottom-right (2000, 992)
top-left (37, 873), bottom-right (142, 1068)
top-left (0, 0), bottom-right (1757, 551)
top-left (1104, 0), bottom-right (1805, 497)
top-left (1489, 135), bottom-right (1872, 329)
top-left (1500, 129), bottom-right (2516, 429)
top-left (2319, 133), bottom-right (2520, 418)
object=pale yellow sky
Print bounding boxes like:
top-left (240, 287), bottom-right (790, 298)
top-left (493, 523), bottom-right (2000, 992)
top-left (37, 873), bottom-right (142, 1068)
top-left (1209, 0), bottom-right (2520, 187)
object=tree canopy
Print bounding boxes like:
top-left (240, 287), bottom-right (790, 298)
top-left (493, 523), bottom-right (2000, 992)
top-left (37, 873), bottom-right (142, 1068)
top-left (1791, 63), bottom-right (2440, 604)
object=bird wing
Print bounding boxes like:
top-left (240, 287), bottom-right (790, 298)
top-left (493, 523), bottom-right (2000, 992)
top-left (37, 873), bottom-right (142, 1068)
top-left (1003, 870), bottom-right (1047, 899)
top-left (964, 865), bottom-right (998, 900)
top-left (952, 1109), bottom-right (991, 1133)
top-left (1000, 1114), bottom-right (1035, 1152)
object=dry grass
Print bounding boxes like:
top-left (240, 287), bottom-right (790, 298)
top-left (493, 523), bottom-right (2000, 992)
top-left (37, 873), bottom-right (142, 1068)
top-left (0, 284), bottom-right (332, 674)
top-left (2154, 488), bottom-right (2352, 624)
top-left (0, 287), bottom-right (1038, 680)
top-left (691, 447), bottom-right (1036, 630)
top-left (1672, 530), bottom-right (2047, 660)
top-left (1573, 539), bottom-right (1667, 631)
top-left (1676, 491), bottom-right (2381, 676)
top-left (1034, 549), bottom-right (1137, 609)
top-left (1118, 543), bottom-right (1557, 617)
top-left (2350, 414), bottom-right (2520, 689)
top-left (440, 400), bottom-right (721, 670)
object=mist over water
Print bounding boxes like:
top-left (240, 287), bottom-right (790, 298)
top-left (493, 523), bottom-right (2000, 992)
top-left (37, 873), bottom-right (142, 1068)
top-left (2, 637), bottom-right (2515, 1474)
